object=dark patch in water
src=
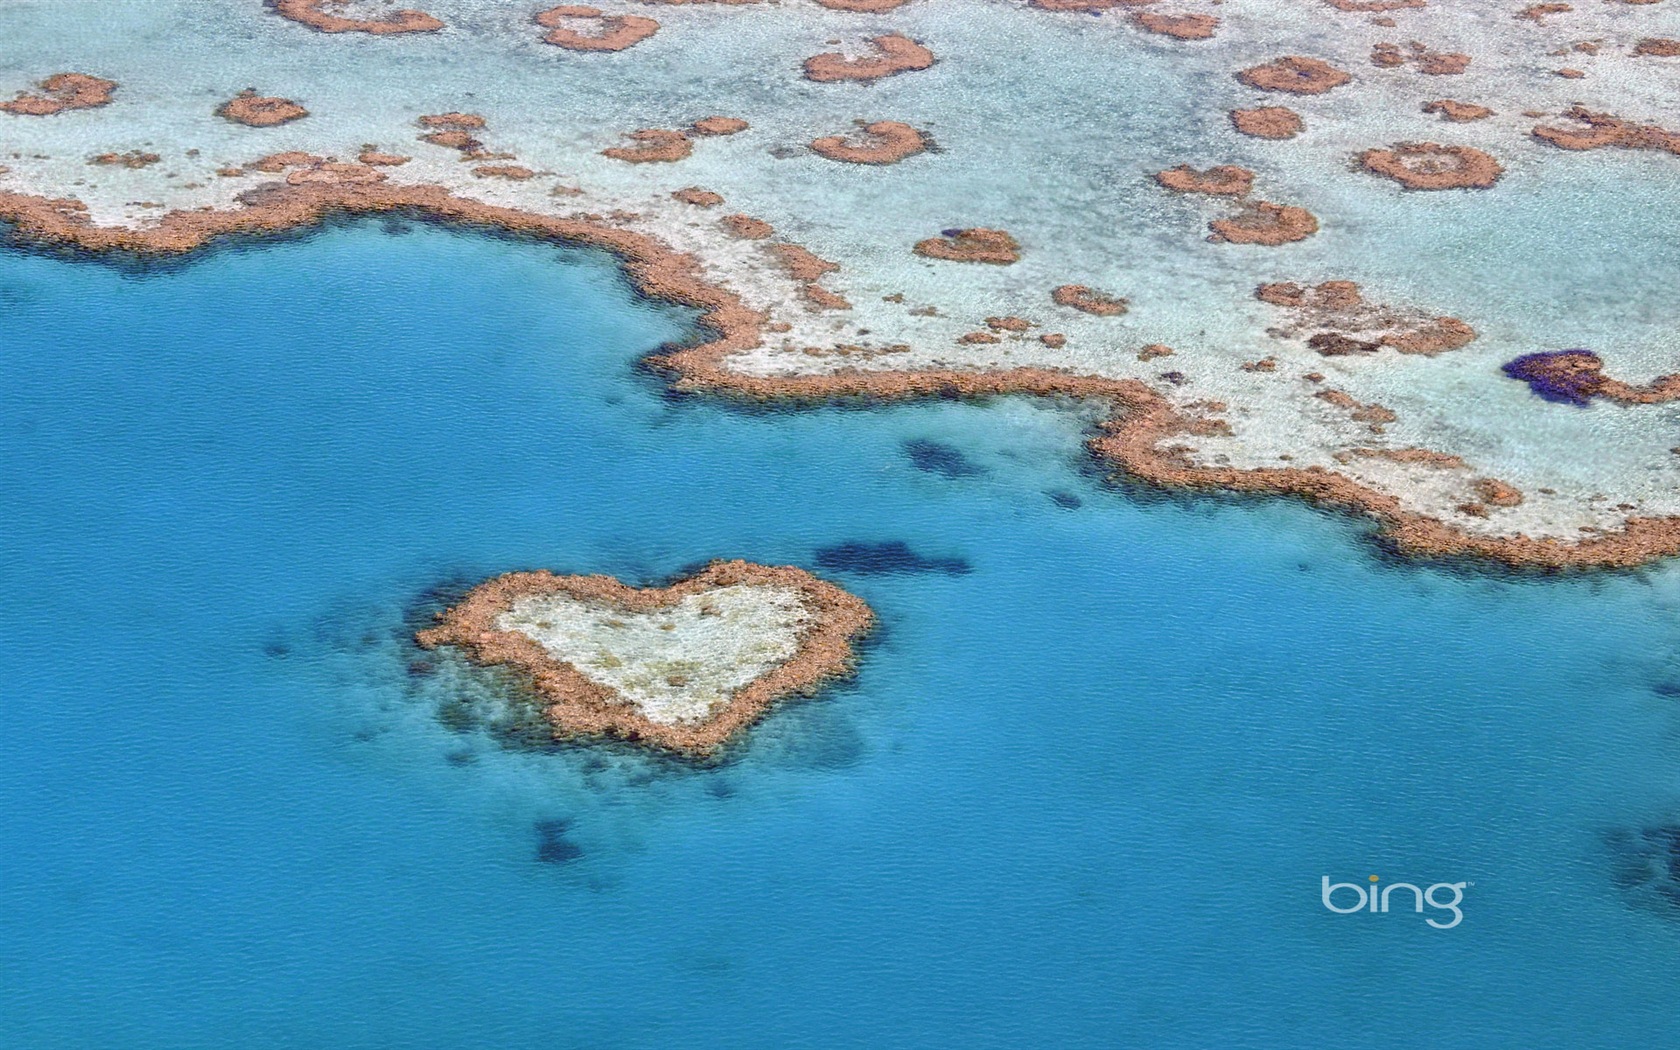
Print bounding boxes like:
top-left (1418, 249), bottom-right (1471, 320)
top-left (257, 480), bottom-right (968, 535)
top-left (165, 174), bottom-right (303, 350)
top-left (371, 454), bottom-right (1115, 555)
top-left (1501, 350), bottom-right (1600, 406)
top-left (1652, 681), bottom-right (1680, 699)
top-left (1605, 825), bottom-right (1680, 914)
top-left (814, 540), bottom-right (971, 576)
top-left (1047, 490), bottom-right (1082, 509)
top-left (444, 749), bottom-right (476, 766)
top-left (262, 639), bottom-right (291, 659)
top-left (534, 818), bottom-right (584, 865)
top-left (903, 438), bottom-right (986, 478)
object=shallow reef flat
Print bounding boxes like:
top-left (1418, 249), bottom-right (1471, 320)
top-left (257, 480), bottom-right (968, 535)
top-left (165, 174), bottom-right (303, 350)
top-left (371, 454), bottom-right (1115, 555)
top-left (4, 0), bottom-right (1680, 565)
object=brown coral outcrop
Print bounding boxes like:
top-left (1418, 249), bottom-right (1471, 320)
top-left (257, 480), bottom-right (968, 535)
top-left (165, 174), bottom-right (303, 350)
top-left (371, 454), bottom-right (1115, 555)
top-left (1634, 38), bottom-right (1680, 57)
top-left (601, 128), bottom-right (693, 163)
top-left (1474, 478), bottom-right (1525, 507)
top-left (913, 228), bottom-right (1021, 264)
top-left (1236, 56), bottom-right (1352, 95)
top-left (473, 165), bottom-right (535, 180)
top-left (216, 91), bottom-right (309, 128)
top-left (1257, 280), bottom-right (1476, 355)
top-left (535, 6), bottom-right (660, 51)
top-left (803, 34), bottom-right (934, 83)
top-left (1423, 99), bottom-right (1493, 122)
top-left (1208, 202), bottom-right (1318, 245)
top-left (1359, 143), bottom-right (1503, 189)
top-left (1029, 0), bottom-right (1154, 8)
top-left (1154, 164), bottom-right (1254, 195)
top-left (1133, 13), bottom-right (1219, 40)
top-left (810, 121), bottom-right (927, 164)
top-left (1052, 285), bottom-right (1128, 316)
top-left (691, 116), bottom-right (749, 136)
top-left (1516, 3), bottom-right (1571, 23)
top-left (721, 214), bottom-right (774, 239)
top-left (1230, 106), bottom-right (1303, 139)
top-left (1325, 0), bottom-right (1427, 9)
top-left (416, 561), bottom-right (874, 756)
top-left (1532, 107), bottom-right (1680, 155)
top-left (672, 186), bottom-right (724, 206)
top-left (0, 73), bottom-right (116, 116)
top-left (283, 161), bottom-right (387, 185)
top-left (89, 151), bottom-right (160, 169)
top-left (1371, 41), bottom-right (1470, 74)
top-left (270, 0), bottom-right (444, 33)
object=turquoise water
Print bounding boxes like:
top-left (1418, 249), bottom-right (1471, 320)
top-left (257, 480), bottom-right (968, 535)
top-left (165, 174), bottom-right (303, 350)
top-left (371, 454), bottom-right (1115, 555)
top-left (3, 221), bottom-right (1680, 1048)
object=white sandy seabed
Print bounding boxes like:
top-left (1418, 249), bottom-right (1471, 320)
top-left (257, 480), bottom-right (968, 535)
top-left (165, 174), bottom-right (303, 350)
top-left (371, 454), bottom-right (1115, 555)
top-left (3, 0), bottom-right (1680, 544)
top-left (496, 584), bottom-right (811, 725)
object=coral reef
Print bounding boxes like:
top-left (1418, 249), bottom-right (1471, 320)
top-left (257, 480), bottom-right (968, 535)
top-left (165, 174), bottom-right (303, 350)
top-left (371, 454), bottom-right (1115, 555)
top-left (1359, 143), bottom-right (1503, 189)
top-left (1532, 107), bottom-right (1680, 155)
top-left (1133, 13), bottom-right (1219, 40)
top-left (270, 0), bottom-right (444, 34)
top-left (913, 228), bottom-right (1021, 264)
top-left (535, 6), bottom-right (660, 51)
top-left (416, 561), bottom-right (874, 756)
top-left (1236, 56), bottom-right (1352, 95)
top-left (0, 73), bottom-right (115, 116)
top-left (601, 128), bottom-right (693, 162)
top-left (804, 34), bottom-right (935, 83)
top-left (1052, 284), bottom-right (1128, 316)
top-left (216, 90), bottom-right (309, 127)
top-left (1230, 106), bottom-right (1303, 139)
top-left (810, 121), bottom-right (927, 164)
top-left (1423, 99), bottom-right (1493, 122)
top-left (1258, 280), bottom-right (1476, 355)
top-left (1208, 203), bottom-right (1318, 245)
top-left (1155, 164), bottom-right (1254, 195)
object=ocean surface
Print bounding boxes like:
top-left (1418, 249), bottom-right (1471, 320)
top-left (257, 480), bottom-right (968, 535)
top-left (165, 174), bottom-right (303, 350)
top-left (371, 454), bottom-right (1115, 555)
top-left (3, 221), bottom-right (1680, 1049)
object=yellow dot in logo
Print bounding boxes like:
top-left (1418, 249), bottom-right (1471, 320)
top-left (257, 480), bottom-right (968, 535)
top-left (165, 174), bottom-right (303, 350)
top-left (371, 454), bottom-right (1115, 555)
top-left (1368, 875), bottom-right (1380, 883)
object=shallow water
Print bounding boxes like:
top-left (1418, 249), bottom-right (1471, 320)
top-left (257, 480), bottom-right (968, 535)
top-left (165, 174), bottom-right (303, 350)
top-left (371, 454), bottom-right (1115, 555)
top-left (3, 222), bottom-right (1680, 1048)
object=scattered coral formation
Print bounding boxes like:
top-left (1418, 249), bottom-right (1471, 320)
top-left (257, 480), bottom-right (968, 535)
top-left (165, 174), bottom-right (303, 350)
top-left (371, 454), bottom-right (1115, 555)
top-left (1423, 99), bottom-right (1493, 122)
top-left (1532, 107), bottom-right (1680, 155)
top-left (535, 6), bottom-right (659, 51)
top-left (1052, 284), bottom-right (1128, 316)
top-left (691, 116), bottom-right (749, 136)
top-left (1208, 202), bottom-right (1319, 245)
top-left (721, 213), bottom-right (774, 239)
top-left (672, 186), bottom-right (724, 206)
top-left (810, 121), bottom-right (927, 164)
top-left (270, 0), bottom-right (444, 34)
top-left (1230, 106), bottom-right (1303, 139)
top-left (0, 73), bottom-right (115, 116)
top-left (803, 34), bottom-right (934, 83)
top-left (1155, 164), bottom-right (1255, 196)
top-left (1236, 56), bottom-right (1352, 95)
top-left (1633, 38), bottom-right (1680, 57)
top-left (1359, 143), bottom-right (1503, 189)
top-left (1134, 12), bottom-right (1219, 40)
top-left (216, 90), bottom-right (309, 127)
top-left (1371, 41), bottom-right (1471, 74)
top-left (89, 151), bottom-right (160, 168)
top-left (1258, 281), bottom-right (1476, 355)
top-left (913, 228), bottom-right (1021, 264)
top-left (601, 128), bottom-right (693, 163)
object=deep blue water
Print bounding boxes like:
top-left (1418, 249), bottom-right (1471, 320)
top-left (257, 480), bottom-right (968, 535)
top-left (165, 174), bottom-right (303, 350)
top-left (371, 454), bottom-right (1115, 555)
top-left (4, 221), bottom-right (1680, 1049)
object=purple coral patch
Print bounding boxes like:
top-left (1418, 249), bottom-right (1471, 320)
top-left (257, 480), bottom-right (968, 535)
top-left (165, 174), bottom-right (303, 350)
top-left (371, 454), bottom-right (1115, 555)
top-left (1502, 349), bottom-right (1603, 406)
